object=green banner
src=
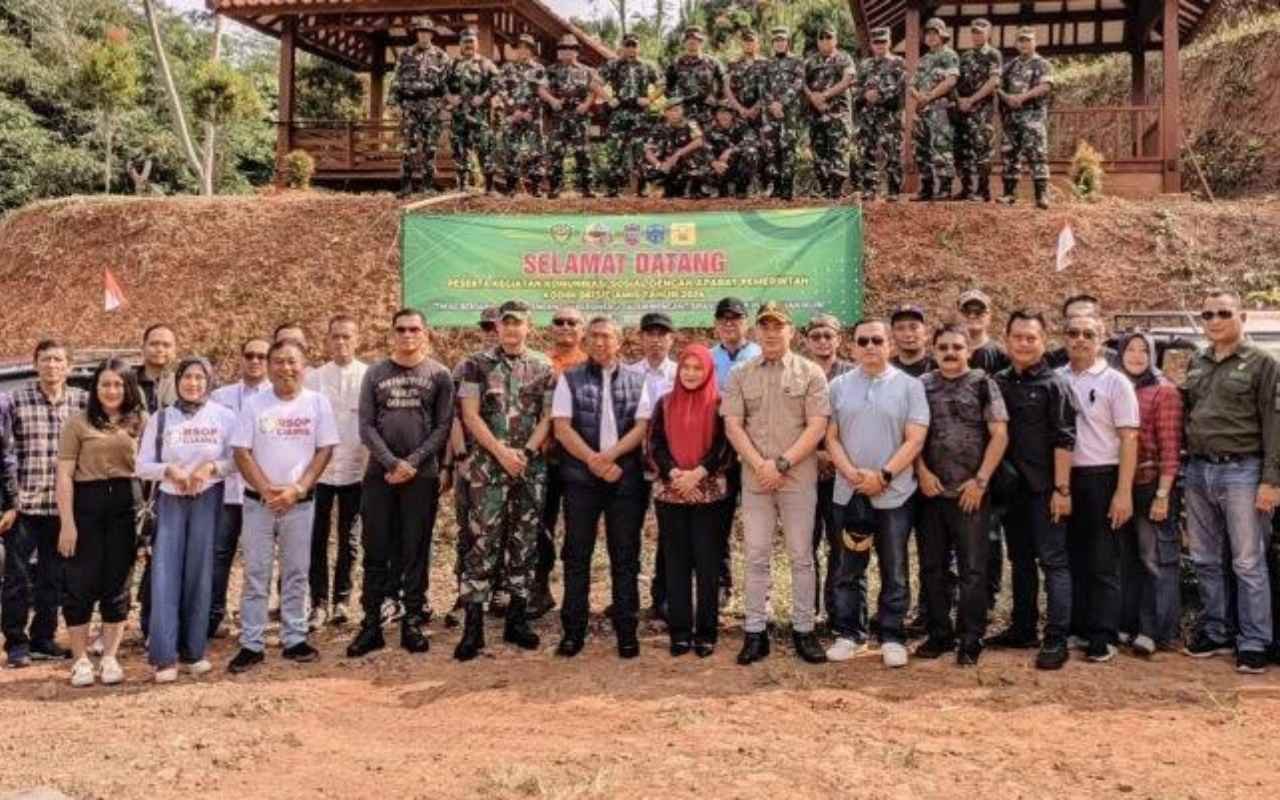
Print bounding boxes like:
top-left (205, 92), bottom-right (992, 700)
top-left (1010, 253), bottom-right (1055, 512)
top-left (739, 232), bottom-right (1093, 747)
top-left (401, 207), bottom-right (862, 327)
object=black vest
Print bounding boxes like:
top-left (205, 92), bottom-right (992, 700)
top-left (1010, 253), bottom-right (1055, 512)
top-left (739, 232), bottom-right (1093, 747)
top-left (561, 361), bottom-right (646, 491)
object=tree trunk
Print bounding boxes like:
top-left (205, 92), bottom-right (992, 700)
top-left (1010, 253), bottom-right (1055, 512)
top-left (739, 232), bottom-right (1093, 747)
top-left (200, 13), bottom-right (226, 196)
top-left (103, 119), bottom-right (113, 194)
top-left (141, 0), bottom-right (205, 187)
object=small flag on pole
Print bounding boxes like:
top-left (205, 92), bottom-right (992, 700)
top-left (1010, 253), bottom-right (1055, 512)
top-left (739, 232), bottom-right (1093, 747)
top-left (104, 268), bottom-right (126, 312)
top-left (1055, 223), bottom-right (1076, 273)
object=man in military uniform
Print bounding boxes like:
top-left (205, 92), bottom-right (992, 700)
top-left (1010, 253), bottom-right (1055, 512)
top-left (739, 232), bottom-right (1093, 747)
top-left (539, 35), bottom-right (602, 198)
top-left (445, 28), bottom-right (500, 193)
top-left (664, 26), bottom-right (725, 134)
top-left (759, 26), bottom-right (806, 200)
top-left (724, 29), bottom-right (769, 190)
top-left (599, 33), bottom-right (661, 197)
top-left (704, 106), bottom-right (759, 198)
top-left (453, 300), bottom-right (556, 662)
top-left (908, 18), bottom-right (959, 201)
top-left (804, 25), bottom-right (857, 198)
top-left (853, 26), bottom-right (906, 201)
top-left (998, 27), bottom-right (1054, 209)
top-left (391, 17), bottom-right (451, 197)
top-left (642, 98), bottom-right (708, 198)
top-left (951, 18), bottom-right (1002, 201)
top-left (495, 34), bottom-right (547, 196)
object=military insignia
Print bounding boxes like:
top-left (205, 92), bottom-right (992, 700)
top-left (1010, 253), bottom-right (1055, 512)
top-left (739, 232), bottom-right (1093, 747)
top-left (623, 223), bottom-right (643, 246)
top-left (583, 223), bottom-right (613, 247)
top-left (549, 223), bottom-right (574, 244)
top-left (644, 224), bottom-right (666, 245)
top-left (670, 222), bottom-right (697, 246)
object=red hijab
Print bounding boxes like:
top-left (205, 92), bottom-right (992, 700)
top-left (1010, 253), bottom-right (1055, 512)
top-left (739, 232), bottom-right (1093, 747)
top-left (663, 344), bottom-right (719, 470)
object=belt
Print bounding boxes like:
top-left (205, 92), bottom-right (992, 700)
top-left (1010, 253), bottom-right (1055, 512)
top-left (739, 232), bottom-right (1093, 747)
top-left (1192, 452), bottom-right (1260, 465)
top-left (1071, 465), bottom-right (1119, 476)
top-left (245, 488), bottom-right (314, 504)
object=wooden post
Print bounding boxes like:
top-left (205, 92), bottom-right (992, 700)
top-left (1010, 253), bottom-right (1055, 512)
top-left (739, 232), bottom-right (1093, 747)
top-left (1130, 46), bottom-right (1145, 157)
top-left (1160, 0), bottom-right (1182, 192)
top-left (477, 12), bottom-right (495, 59)
top-left (902, 1), bottom-right (921, 192)
top-left (276, 17), bottom-right (297, 171)
top-left (370, 36), bottom-right (387, 124)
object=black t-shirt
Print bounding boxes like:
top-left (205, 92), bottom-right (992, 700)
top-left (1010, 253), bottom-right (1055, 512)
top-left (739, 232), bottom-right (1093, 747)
top-left (891, 355), bottom-right (937, 378)
top-left (969, 341), bottom-right (1010, 375)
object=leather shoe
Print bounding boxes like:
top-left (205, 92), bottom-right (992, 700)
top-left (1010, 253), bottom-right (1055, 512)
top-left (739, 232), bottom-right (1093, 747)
top-left (670, 640), bottom-right (692, 657)
top-left (792, 631), bottom-right (827, 664)
top-left (617, 630), bottom-right (640, 659)
top-left (736, 632), bottom-right (770, 666)
top-left (694, 642), bottom-right (715, 658)
top-left (556, 635), bottom-right (585, 658)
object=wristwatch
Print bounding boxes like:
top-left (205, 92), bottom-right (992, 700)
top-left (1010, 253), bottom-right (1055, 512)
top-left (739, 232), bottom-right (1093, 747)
top-left (774, 456), bottom-right (792, 474)
top-left (1155, 488), bottom-right (1170, 500)
top-left (881, 468), bottom-right (894, 485)
top-left (1054, 484), bottom-right (1070, 497)
top-left (523, 446), bottom-right (538, 460)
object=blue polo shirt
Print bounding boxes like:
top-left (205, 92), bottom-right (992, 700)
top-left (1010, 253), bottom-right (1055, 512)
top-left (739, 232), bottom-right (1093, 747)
top-left (829, 365), bottom-right (930, 509)
top-left (711, 341), bottom-right (761, 391)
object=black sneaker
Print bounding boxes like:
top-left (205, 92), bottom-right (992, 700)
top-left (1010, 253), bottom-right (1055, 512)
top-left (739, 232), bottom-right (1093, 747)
top-left (1085, 641), bottom-right (1117, 663)
top-left (29, 640), bottom-right (71, 660)
top-left (5, 647), bottom-right (31, 669)
top-left (956, 642), bottom-right (983, 667)
top-left (556, 635), bottom-right (585, 658)
top-left (913, 637), bottom-right (953, 660)
top-left (904, 614), bottom-right (929, 639)
top-left (346, 624), bottom-right (386, 658)
top-left (1182, 632), bottom-right (1234, 659)
top-left (984, 627), bottom-right (1040, 649)
top-left (1236, 650), bottom-right (1268, 674)
top-left (1268, 642), bottom-right (1280, 665)
top-left (228, 648), bottom-right (264, 674)
top-left (1035, 639), bottom-right (1069, 671)
top-left (401, 622), bottom-right (430, 654)
top-left (282, 642), bottom-right (319, 663)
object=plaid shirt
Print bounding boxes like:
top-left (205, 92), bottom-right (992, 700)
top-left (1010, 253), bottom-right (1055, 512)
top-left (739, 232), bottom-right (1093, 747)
top-left (0, 393), bottom-right (18, 511)
top-left (6, 383), bottom-right (88, 516)
top-left (1135, 378), bottom-right (1183, 486)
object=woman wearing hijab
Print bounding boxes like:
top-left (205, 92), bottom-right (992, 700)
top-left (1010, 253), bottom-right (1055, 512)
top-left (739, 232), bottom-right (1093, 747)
top-left (56, 358), bottom-right (147, 687)
top-left (137, 357), bottom-right (238, 682)
top-left (649, 344), bottom-right (733, 657)
top-left (1117, 332), bottom-right (1184, 655)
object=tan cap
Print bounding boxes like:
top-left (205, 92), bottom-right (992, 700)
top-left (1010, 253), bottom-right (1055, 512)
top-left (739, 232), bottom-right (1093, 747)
top-left (869, 27), bottom-right (891, 43)
top-left (1017, 26), bottom-right (1036, 40)
top-left (459, 27), bottom-right (478, 42)
top-left (970, 18), bottom-right (992, 31)
top-left (683, 25), bottom-right (705, 41)
top-left (807, 313), bottom-right (842, 334)
top-left (957, 289), bottom-right (992, 310)
top-left (558, 33), bottom-right (580, 49)
top-left (756, 301), bottom-right (792, 325)
top-left (924, 18), bottom-right (947, 36)
top-left (410, 16), bottom-right (436, 33)
top-left (518, 33), bottom-right (537, 47)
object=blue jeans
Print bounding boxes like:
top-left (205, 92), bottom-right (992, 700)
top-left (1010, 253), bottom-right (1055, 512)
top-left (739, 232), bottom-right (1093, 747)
top-left (149, 485), bottom-right (224, 667)
top-left (831, 500), bottom-right (914, 643)
top-left (1121, 483), bottom-right (1182, 644)
top-left (1184, 457), bottom-right (1274, 653)
top-left (240, 498), bottom-right (315, 652)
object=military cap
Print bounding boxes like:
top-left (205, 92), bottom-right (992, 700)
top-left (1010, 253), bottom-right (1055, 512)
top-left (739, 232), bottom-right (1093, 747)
top-left (1017, 26), bottom-right (1036, 40)
top-left (621, 33), bottom-right (640, 46)
top-left (714, 297), bottom-right (748, 319)
top-left (517, 33), bottom-right (538, 47)
top-left (807, 313), bottom-right (842, 334)
top-left (683, 25), bottom-right (705, 41)
top-left (640, 311), bottom-right (675, 332)
top-left (869, 26), bottom-right (891, 43)
top-left (770, 26), bottom-right (791, 40)
top-left (889, 303), bottom-right (926, 323)
top-left (970, 18), bottom-right (992, 31)
top-left (479, 306), bottom-right (502, 326)
top-left (459, 27), bottom-right (478, 43)
top-left (557, 33), bottom-right (580, 49)
top-left (923, 18), bottom-right (947, 36)
top-left (410, 16), bottom-right (436, 33)
top-left (498, 299), bottom-right (532, 322)
top-left (957, 289), bottom-right (991, 311)
top-left (740, 29), bottom-right (759, 41)
top-left (818, 24), bottom-right (837, 37)
top-left (664, 96), bottom-right (685, 110)
top-left (756, 301), bottom-right (792, 325)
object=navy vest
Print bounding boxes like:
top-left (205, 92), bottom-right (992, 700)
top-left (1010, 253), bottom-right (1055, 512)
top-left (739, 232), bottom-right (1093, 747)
top-left (561, 361), bottom-right (646, 491)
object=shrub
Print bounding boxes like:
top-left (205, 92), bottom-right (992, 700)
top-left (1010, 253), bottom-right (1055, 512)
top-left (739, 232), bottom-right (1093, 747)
top-left (280, 149), bottom-right (315, 189)
top-left (1069, 140), bottom-right (1104, 200)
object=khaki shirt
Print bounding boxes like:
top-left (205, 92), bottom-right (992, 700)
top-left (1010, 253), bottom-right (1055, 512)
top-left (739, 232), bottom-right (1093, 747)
top-left (721, 351), bottom-right (831, 492)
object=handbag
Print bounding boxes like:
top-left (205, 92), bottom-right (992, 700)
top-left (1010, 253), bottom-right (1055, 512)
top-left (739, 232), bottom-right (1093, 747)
top-left (134, 408), bottom-right (167, 546)
top-left (840, 493), bottom-right (878, 553)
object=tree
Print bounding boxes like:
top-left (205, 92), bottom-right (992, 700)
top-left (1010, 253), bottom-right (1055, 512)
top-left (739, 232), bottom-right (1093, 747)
top-left (141, 0), bottom-right (206, 191)
top-left (190, 60), bottom-right (263, 195)
top-left (75, 27), bottom-right (141, 193)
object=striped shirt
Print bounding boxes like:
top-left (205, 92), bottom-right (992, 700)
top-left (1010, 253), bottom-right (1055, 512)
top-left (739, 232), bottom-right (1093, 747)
top-left (6, 383), bottom-right (89, 516)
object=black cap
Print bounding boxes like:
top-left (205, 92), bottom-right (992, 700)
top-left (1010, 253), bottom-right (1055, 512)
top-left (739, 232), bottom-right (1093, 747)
top-left (639, 311), bottom-right (674, 332)
top-left (889, 303), bottom-right (925, 323)
top-left (714, 297), bottom-right (748, 319)
top-left (622, 33), bottom-right (639, 46)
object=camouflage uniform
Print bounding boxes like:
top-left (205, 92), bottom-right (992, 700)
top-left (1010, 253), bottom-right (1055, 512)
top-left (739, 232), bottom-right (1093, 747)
top-left (446, 52), bottom-right (499, 190)
top-left (853, 49), bottom-right (906, 196)
top-left (912, 42), bottom-right (960, 194)
top-left (599, 55), bottom-right (661, 195)
top-left (541, 60), bottom-right (601, 196)
top-left (703, 115), bottom-right (759, 197)
top-left (759, 49), bottom-right (806, 199)
top-left (643, 116), bottom-right (708, 197)
top-left (496, 58), bottom-right (547, 194)
top-left (1000, 53), bottom-right (1054, 183)
top-left (952, 42), bottom-right (1002, 197)
top-left (391, 44), bottom-right (451, 192)
top-left (804, 46), bottom-right (857, 196)
top-left (664, 54), bottom-right (726, 131)
top-left (726, 54), bottom-right (769, 185)
top-left (456, 346), bottom-right (555, 605)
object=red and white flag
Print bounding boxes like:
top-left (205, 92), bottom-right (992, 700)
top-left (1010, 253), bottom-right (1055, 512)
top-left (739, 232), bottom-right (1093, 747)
top-left (104, 268), bottom-right (126, 312)
top-left (1055, 223), bottom-right (1076, 273)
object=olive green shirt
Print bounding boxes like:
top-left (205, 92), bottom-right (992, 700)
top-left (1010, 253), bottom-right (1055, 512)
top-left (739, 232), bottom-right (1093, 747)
top-left (1184, 341), bottom-right (1280, 484)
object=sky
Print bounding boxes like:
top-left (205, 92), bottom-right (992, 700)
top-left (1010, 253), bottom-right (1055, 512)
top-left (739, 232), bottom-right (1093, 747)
top-left (170, 0), bottom-right (656, 27)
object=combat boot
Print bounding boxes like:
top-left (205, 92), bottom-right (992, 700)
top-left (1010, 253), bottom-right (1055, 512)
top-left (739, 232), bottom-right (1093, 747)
top-left (547, 176), bottom-right (562, 199)
top-left (396, 169), bottom-right (414, 199)
top-left (578, 182), bottom-right (596, 199)
top-left (501, 174), bottom-right (517, 196)
top-left (345, 622), bottom-right (385, 658)
top-left (998, 177), bottom-right (1018, 204)
top-left (911, 175), bottom-right (934, 202)
top-left (483, 173), bottom-right (496, 195)
top-left (733, 178), bottom-right (750, 199)
top-left (528, 179), bottom-right (543, 197)
top-left (456, 172), bottom-right (469, 193)
top-left (605, 183), bottom-right (621, 198)
top-left (1034, 179), bottom-right (1050, 210)
top-left (975, 168), bottom-right (992, 202)
top-left (777, 178), bottom-right (794, 201)
top-left (688, 178), bottom-right (708, 199)
top-left (503, 597), bottom-right (541, 651)
top-left (886, 175), bottom-right (903, 202)
top-left (636, 176), bottom-right (648, 197)
top-left (401, 616), bottom-right (430, 654)
top-left (826, 176), bottom-right (844, 199)
top-left (951, 173), bottom-right (973, 201)
top-left (527, 576), bottom-right (555, 619)
top-left (453, 603), bottom-right (485, 662)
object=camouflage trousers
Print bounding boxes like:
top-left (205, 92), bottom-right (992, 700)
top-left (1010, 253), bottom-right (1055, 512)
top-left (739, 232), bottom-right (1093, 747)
top-left (759, 111), bottom-right (802, 187)
top-left (400, 101), bottom-right (444, 176)
top-left (450, 110), bottom-right (495, 180)
top-left (708, 149), bottom-right (758, 195)
top-left (546, 113), bottom-right (592, 189)
top-left (854, 109), bottom-right (903, 192)
top-left (809, 114), bottom-right (852, 183)
top-left (913, 102), bottom-right (955, 183)
top-left (1002, 113), bottom-right (1050, 181)
top-left (498, 119), bottom-right (545, 186)
top-left (642, 153), bottom-right (709, 197)
top-left (459, 459), bottom-right (547, 604)
top-left (950, 103), bottom-right (996, 179)
top-left (602, 109), bottom-right (652, 190)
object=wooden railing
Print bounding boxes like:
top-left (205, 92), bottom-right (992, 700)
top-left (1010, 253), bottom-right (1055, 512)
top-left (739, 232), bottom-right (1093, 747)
top-left (282, 120), bottom-right (444, 176)
top-left (1045, 105), bottom-right (1163, 169)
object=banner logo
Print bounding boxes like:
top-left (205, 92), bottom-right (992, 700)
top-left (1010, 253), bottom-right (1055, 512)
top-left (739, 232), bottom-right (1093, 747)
top-left (549, 223), bottom-right (574, 244)
top-left (669, 222), bottom-right (697, 246)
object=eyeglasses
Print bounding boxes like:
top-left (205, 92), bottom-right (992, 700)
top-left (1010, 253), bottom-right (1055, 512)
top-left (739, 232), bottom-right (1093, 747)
top-left (1200, 309), bottom-right (1235, 321)
top-left (1065, 328), bottom-right (1097, 340)
top-left (808, 332), bottom-right (836, 341)
top-left (242, 352), bottom-right (268, 361)
top-left (552, 318), bottom-right (581, 327)
top-left (479, 323), bottom-right (497, 333)
top-left (856, 336), bottom-right (886, 347)
top-left (394, 325), bottom-right (424, 334)
top-left (936, 343), bottom-right (966, 353)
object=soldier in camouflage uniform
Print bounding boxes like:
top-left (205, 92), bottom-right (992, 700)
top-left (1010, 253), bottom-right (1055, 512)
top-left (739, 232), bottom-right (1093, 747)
top-left (453, 300), bottom-right (556, 662)
top-left (759, 26), bottom-right (806, 200)
top-left (391, 17), bottom-right (451, 197)
top-left (853, 26), bottom-right (906, 200)
top-left (664, 26), bottom-right (726, 134)
top-left (643, 98), bottom-right (708, 198)
top-left (724, 29), bottom-right (769, 191)
top-left (998, 27), bottom-right (1054, 209)
top-left (951, 18), bottom-right (1002, 201)
top-left (599, 33), bottom-right (661, 197)
top-left (804, 25), bottom-right (858, 198)
top-left (704, 106), bottom-right (759, 197)
top-left (496, 34), bottom-right (547, 196)
top-left (538, 34), bottom-right (602, 198)
top-left (909, 18), bottom-right (959, 201)
top-left (445, 28), bottom-right (500, 193)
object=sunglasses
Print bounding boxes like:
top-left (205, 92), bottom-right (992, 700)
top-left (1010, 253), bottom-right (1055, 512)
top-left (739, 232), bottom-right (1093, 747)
top-left (1200, 309), bottom-right (1235, 321)
top-left (856, 336), bottom-right (886, 347)
top-left (1065, 328), bottom-right (1097, 340)
top-left (394, 325), bottom-right (424, 334)
top-left (479, 323), bottom-right (497, 333)
top-left (242, 352), bottom-right (268, 361)
top-left (936, 343), bottom-right (966, 353)
top-left (808, 332), bottom-right (836, 341)
top-left (552, 318), bottom-right (581, 327)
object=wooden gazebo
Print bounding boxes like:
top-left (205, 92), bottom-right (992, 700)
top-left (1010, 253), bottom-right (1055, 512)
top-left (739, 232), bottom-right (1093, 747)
top-left (208, 0), bottom-right (612, 186)
top-left (848, 0), bottom-right (1222, 195)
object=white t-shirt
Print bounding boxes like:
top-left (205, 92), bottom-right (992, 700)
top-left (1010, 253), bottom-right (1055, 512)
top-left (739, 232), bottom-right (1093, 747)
top-left (211, 380), bottom-right (271, 504)
top-left (231, 387), bottom-right (340, 489)
top-left (304, 359), bottom-right (369, 486)
top-left (136, 402), bottom-right (239, 496)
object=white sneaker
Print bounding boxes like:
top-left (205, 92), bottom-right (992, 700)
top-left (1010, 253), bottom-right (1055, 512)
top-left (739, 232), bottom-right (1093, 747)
top-left (155, 666), bottom-right (179, 684)
top-left (881, 642), bottom-right (909, 669)
top-left (1132, 635), bottom-right (1157, 656)
top-left (185, 659), bottom-right (213, 676)
top-left (99, 656), bottom-right (124, 685)
top-left (70, 657), bottom-right (95, 687)
top-left (825, 637), bottom-right (865, 662)
top-left (1117, 631), bottom-right (1134, 646)
top-left (1067, 635), bottom-right (1090, 651)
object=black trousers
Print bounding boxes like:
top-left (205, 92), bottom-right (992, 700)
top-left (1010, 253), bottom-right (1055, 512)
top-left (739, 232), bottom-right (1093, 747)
top-left (360, 471), bottom-right (439, 625)
top-left (1004, 485), bottom-right (1072, 643)
top-left (537, 463), bottom-right (565, 583)
top-left (560, 481), bottom-right (648, 637)
top-left (813, 477), bottom-right (840, 617)
top-left (1068, 466), bottom-right (1122, 645)
top-left (919, 496), bottom-right (991, 647)
top-left (655, 500), bottom-right (721, 644)
top-left (715, 469), bottom-right (740, 590)
top-left (309, 482), bottom-right (362, 606)
top-left (61, 479), bottom-right (137, 627)
top-left (2, 514), bottom-right (61, 652)
top-left (209, 503), bottom-right (242, 633)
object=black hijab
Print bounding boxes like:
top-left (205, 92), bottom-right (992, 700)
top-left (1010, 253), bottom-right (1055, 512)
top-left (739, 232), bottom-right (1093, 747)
top-left (1117, 332), bottom-right (1160, 390)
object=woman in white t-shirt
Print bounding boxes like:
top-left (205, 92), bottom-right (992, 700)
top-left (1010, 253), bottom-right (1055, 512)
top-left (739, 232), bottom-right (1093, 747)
top-left (136, 357), bottom-right (237, 683)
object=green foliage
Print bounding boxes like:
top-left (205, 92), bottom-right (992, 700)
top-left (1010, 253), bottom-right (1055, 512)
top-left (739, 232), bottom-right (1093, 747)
top-left (281, 149), bottom-right (315, 189)
top-left (76, 31), bottom-right (141, 114)
top-left (296, 56), bottom-right (364, 122)
top-left (1185, 130), bottom-right (1264, 195)
top-left (191, 59), bottom-right (263, 125)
